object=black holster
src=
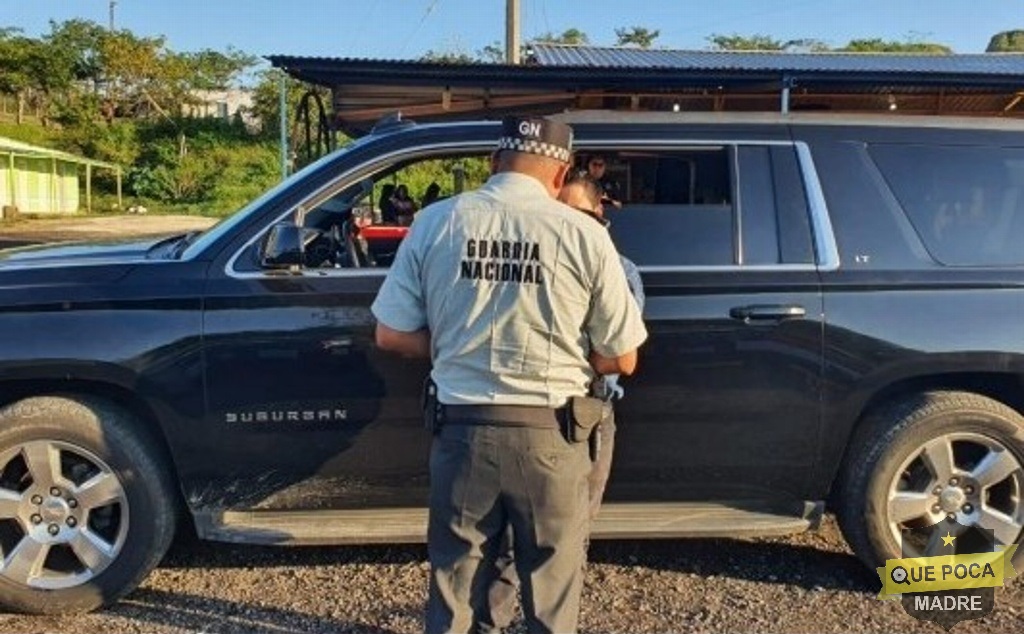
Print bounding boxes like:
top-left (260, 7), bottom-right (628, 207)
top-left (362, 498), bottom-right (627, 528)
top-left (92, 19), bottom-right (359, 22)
top-left (422, 378), bottom-right (442, 435)
top-left (566, 395), bottom-right (605, 461)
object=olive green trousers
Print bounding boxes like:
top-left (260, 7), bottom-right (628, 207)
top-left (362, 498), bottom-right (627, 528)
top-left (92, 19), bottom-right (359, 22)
top-left (426, 424), bottom-right (590, 634)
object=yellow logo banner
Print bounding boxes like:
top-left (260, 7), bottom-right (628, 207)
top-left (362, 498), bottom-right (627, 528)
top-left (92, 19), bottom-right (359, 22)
top-left (877, 546), bottom-right (1018, 598)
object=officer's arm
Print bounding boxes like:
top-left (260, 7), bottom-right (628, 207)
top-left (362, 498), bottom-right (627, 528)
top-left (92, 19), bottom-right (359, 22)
top-left (590, 349), bottom-right (638, 376)
top-left (375, 323), bottom-right (431, 359)
top-left (585, 233), bottom-right (648, 375)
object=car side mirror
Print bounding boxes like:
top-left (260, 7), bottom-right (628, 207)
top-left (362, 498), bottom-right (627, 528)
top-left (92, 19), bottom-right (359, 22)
top-left (260, 223), bottom-right (305, 269)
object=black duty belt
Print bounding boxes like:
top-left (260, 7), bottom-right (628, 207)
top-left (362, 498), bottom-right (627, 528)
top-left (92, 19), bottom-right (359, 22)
top-left (441, 404), bottom-right (565, 429)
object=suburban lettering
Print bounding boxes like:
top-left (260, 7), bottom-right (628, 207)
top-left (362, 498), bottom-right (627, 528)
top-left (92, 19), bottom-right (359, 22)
top-left (224, 408), bottom-right (349, 424)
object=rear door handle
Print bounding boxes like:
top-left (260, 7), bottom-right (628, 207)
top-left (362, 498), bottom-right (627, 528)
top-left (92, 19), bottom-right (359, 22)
top-left (322, 336), bottom-right (354, 355)
top-left (729, 304), bottom-right (806, 322)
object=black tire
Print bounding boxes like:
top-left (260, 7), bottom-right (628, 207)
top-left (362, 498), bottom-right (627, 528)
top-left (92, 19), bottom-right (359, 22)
top-left (835, 390), bottom-right (1024, 570)
top-left (0, 396), bottom-right (178, 614)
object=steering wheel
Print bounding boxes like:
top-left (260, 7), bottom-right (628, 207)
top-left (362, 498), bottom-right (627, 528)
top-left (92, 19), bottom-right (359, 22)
top-left (302, 225), bottom-right (343, 268)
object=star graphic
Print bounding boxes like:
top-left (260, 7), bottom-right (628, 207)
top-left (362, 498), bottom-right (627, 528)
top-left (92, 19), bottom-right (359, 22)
top-left (941, 531), bottom-right (956, 547)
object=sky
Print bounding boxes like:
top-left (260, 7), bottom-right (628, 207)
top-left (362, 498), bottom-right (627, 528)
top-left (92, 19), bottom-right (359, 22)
top-left (4, 0), bottom-right (1023, 63)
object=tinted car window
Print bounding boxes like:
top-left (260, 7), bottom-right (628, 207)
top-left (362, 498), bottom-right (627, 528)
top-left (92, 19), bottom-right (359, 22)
top-left (771, 146), bottom-right (814, 265)
top-left (737, 146), bottom-right (778, 265)
top-left (607, 145), bottom-right (810, 267)
top-left (869, 144), bottom-right (1024, 266)
top-left (607, 148), bottom-right (735, 266)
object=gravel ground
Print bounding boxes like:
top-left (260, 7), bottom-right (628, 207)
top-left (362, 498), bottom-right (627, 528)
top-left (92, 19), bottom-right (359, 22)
top-left (0, 214), bottom-right (216, 244)
top-left (0, 516), bottom-right (1019, 634)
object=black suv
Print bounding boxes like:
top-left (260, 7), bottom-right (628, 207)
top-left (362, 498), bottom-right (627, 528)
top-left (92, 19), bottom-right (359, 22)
top-left (0, 112), bottom-right (1022, 614)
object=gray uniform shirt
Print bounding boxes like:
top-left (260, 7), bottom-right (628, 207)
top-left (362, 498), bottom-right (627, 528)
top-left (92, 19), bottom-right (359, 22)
top-left (372, 172), bottom-right (648, 407)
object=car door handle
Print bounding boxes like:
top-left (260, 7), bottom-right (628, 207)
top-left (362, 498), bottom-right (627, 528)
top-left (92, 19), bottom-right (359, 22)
top-left (729, 304), bottom-right (806, 322)
top-left (321, 336), bottom-right (354, 354)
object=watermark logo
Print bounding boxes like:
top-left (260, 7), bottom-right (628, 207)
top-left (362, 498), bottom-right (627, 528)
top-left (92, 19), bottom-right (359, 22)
top-left (877, 518), bottom-right (1017, 630)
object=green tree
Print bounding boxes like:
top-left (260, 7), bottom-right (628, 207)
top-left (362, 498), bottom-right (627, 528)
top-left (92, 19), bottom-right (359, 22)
top-left (100, 30), bottom-right (191, 122)
top-left (420, 49), bottom-right (476, 63)
top-left (477, 41), bottom-right (505, 63)
top-left (707, 34), bottom-right (785, 51)
top-left (45, 19), bottom-right (107, 89)
top-left (615, 26), bottom-right (660, 48)
top-left (0, 30), bottom-right (37, 122)
top-left (838, 37), bottom-right (952, 54)
top-left (532, 28), bottom-right (590, 46)
top-left (0, 29), bottom-right (74, 124)
top-left (986, 30), bottom-right (1024, 52)
top-left (180, 47), bottom-right (258, 91)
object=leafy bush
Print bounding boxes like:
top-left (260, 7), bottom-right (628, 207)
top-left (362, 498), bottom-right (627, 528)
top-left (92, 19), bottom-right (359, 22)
top-left (127, 121), bottom-right (278, 214)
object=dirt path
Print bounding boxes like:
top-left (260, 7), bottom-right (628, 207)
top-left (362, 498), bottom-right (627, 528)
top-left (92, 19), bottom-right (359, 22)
top-left (0, 214), bottom-right (218, 243)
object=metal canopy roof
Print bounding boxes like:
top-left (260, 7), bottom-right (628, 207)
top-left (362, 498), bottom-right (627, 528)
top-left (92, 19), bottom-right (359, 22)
top-left (0, 136), bottom-right (120, 170)
top-left (530, 44), bottom-right (1024, 77)
top-left (269, 45), bottom-right (1024, 137)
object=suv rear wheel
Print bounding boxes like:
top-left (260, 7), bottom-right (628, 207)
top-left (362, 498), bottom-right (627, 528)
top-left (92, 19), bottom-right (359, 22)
top-left (836, 390), bottom-right (1024, 568)
top-left (0, 396), bottom-right (177, 613)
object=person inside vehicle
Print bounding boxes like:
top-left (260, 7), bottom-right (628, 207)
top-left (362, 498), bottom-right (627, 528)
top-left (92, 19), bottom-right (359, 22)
top-left (583, 154), bottom-right (623, 209)
top-left (378, 183), bottom-right (398, 224)
top-left (421, 181), bottom-right (442, 208)
top-left (389, 184), bottom-right (417, 225)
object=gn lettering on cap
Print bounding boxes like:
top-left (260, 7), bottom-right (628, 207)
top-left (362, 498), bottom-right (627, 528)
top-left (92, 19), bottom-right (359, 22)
top-left (497, 116), bottom-right (573, 163)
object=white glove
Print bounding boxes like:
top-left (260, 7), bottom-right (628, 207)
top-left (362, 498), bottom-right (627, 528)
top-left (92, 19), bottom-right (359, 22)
top-left (603, 374), bottom-right (625, 400)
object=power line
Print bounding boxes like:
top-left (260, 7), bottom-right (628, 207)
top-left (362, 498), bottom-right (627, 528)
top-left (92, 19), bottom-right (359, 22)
top-left (400, 0), bottom-right (444, 57)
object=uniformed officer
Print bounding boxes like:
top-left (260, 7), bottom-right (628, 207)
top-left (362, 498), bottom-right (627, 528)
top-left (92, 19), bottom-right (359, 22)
top-left (482, 172), bottom-right (647, 632)
top-left (372, 116), bottom-right (648, 634)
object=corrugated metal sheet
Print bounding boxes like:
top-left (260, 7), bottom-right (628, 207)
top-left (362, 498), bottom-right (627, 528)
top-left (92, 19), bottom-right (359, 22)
top-left (269, 49), bottom-right (1024, 137)
top-left (530, 44), bottom-right (1024, 76)
top-left (0, 136), bottom-right (119, 168)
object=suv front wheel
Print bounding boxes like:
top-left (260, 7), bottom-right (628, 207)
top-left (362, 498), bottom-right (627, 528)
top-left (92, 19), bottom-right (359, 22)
top-left (0, 396), bottom-right (178, 614)
top-left (836, 390), bottom-right (1024, 568)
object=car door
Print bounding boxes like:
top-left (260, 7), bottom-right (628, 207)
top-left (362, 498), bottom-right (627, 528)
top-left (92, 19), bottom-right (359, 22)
top-left (194, 140), bottom-right (495, 514)
top-left (590, 137), bottom-right (828, 509)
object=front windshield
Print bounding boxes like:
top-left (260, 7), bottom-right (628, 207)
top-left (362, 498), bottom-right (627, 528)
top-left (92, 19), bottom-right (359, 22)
top-left (180, 138), bottom-right (371, 259)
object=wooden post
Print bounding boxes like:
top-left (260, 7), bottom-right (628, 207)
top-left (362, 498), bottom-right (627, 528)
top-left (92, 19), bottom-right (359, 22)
top-left (51, 157), bottom-right (58, 214)
top-left (279, 73), bottom-right (289, 180)
top-left (7, 152), bottom-right (14, 210)
top-left (116, 167), bottom-right (123, 211)
top-left (85, 163), bottom-right (92, 214)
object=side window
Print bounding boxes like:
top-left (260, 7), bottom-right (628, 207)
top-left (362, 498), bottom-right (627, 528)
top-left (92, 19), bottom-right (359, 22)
top-left (595, 145), bottom-right (812, 267)
top-left (869, 144), bottom-right (1024, 266)
top-left (298, 154), bottom-right (490, 269)
top-left (597, 149), bottom-right (735, 266)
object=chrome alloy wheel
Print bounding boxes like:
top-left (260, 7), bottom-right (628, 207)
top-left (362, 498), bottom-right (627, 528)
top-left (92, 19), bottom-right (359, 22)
top-left (0, 440), bottom-right (129, 590)
top-left (887, 432), bottom-right (1024, 550)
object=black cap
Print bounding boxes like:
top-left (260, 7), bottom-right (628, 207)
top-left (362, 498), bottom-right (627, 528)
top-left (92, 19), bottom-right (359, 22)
top-left (497, 116), bottom-right (573, 163)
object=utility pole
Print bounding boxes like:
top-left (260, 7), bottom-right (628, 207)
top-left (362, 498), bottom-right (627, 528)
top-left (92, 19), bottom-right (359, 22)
top-left (109, 0), bottom-right (117, 31)
top-left (505, 0), bottom-right (520, 64)
top-left (279, 72), bottom-right (289, 180)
